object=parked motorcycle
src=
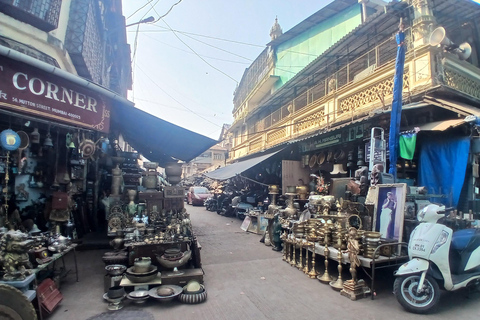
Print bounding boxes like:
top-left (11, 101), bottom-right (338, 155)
top-left (216, 191), bottom-right (236, 217)
top-left (393, 204), bottom-right (480, 313)
top-left (204, 194), bottom-right (218, 212)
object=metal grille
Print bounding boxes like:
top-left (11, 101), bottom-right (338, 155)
top-left (234, 48), bottom-right (272, 110)
top-left (65, 0), bottom-right (104, 84)
top-left (0, 0), bottom-right (61, 31)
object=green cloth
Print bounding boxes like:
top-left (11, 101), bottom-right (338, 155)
top-left (399, 133), bottom-right (416, 160)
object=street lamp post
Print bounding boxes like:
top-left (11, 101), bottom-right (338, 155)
top-left (125, 16), bottom-right (155, 28)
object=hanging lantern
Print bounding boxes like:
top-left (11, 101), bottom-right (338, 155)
top-left (30, 127), bottom-right (40, 144)
top-left (44, 129), bottom-right (53, 148)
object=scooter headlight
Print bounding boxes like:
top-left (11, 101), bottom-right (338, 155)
top-left (431, 230), bottom-right (449, 254)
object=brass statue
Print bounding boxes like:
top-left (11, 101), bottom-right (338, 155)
top-left (344, 227), bottom-right (361, 284)
top-left (340, 227), bottom-right (370, 300)
top-left (0, 231), bottom-right (34, 280)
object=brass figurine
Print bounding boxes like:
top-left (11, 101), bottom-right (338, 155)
top-left (340, 227), bottom-right (370, 300)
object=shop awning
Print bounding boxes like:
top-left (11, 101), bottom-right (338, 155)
top-left (111, 103), bottom-right (218, 166)
top-left (418, 119), bottom-right (466, 131)
top-left (204, 149), bottom-right (283, 180)
top-left (423, 96), bottom-right (480, 117)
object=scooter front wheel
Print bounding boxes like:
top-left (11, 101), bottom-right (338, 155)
top-left (394, 274), bottom-right (440, 314)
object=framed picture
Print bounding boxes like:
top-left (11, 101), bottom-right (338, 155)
top-left (240, 216), bottom-right (251, 232)
top-left (258, 215), bottom-right (268, 233)
top-left (372, 183), bottom-right (407, 242)
top-left (247, 218), bottom-right (258, 234)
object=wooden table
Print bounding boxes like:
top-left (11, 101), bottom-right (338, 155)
top-left (33, 243), bottom-right (79, 282)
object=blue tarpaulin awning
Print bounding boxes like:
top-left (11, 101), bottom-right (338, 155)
top-left (111, 103), bottom-right (218, 166)
top-left (204, 149), bottom-right (283, 180)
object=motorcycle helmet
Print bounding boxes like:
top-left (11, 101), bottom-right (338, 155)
top-left (417, 204), bottom-right (445, 223)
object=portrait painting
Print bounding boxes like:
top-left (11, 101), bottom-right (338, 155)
top-left (372, 183), bottom-right (407, 242)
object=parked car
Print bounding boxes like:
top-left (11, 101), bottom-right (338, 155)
top-left (187, 186), bottom-right (212, 206)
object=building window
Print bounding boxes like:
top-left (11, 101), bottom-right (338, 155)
top-left (1, 0), bottom-right (61, 32)
top-left (213, 153), bottom-right (223, 160)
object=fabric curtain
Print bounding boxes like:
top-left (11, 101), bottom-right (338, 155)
top-left (399, 132), bottom-right (417, 160)
top-left (419, 136), bottom-right (470, 207)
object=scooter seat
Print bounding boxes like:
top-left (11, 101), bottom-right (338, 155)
top-left (451, 229), bottom-right (479, 251)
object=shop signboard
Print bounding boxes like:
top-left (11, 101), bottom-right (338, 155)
top-left (0, 56), bottom-right (111, 133)
top-left (299, 132), bottom-right (345, 153)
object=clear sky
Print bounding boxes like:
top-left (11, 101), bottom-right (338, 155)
top-left (121, 0), bottom-right (335, 140)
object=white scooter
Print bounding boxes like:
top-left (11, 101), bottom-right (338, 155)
top-left (394, 204), bottom-right (480, 313)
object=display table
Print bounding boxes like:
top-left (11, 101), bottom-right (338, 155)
top-left (310, 242), bottom-right (408, 299)
top-left (33, 244), bottom-right (79, 282)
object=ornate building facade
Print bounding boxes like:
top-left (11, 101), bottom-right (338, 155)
top-left (226, 0), bottom-right (480, 209)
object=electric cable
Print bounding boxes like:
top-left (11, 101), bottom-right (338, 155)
top-left (150, 0), bottom-right (183, 22)
top-left (140, 33), bottom-right (250, 64)
top-left (180, 32), bottom-right (254, 61)
top-left (134, 59), bottom-right (231, 118)
top-left (145, 24), bottom-right (265, 48)
top-left (126, 0), bottom-right (153, 20)
top-left (134, 98), bottom-right (231, 119)
top-left (161, 19), bottom-right (239, 83)
top-left (136, 64), bottom-right (223, 128)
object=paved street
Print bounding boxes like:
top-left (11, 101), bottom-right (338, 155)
top-left (50, 204), bottom-right (480, 320)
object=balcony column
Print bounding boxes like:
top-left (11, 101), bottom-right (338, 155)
top-left (410, 0), bottom-right (436, 48)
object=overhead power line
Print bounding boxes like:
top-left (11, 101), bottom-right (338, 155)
top-left (161, 19), bottom-right (239, 84)
top-left (126, 0), bottom-right (154, 20)
top-left (135, 64), bottom-right (223, 128)
top-left (140, 33), bottom-right (250, 64)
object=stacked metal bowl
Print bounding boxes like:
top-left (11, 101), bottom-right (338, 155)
top-left (362, 231), bottom-right (381, 259)
top-left (178, 280), bottom-right (207, 304)
top-left (125, 265), bottom-right (158, 283)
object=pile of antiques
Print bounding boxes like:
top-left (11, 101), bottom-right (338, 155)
top-left (101, 161), bottom-right (206, 310)
top-left (254, 161), bottom-right (479, 302)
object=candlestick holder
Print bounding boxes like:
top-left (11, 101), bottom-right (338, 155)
top-left (296, 240), bottom-right (303, 269)
top-left (307, 239), bottom-right (319, 279)
top-left (290, 237), bottom-right (297, 267)
top-left (302, 240), bottom-right (309, 274)
top-left (329, 248), bottom-right (344, 290)
top-left (317, 233), bottom-right (333, 283)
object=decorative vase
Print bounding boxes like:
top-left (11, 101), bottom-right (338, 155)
top-left (165, 162), bottom-right (182, 185)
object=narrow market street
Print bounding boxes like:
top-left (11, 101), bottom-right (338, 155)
top-left (50, 204), bottom-right (479, 320)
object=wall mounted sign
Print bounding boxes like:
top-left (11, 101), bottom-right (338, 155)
top-left (0, 56), bottom-right (111, 133)
top-left (299, 133), bottom-right (343, 153)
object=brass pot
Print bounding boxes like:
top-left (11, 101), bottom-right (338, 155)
top-left (134, 257), bottom-right (152, 273)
